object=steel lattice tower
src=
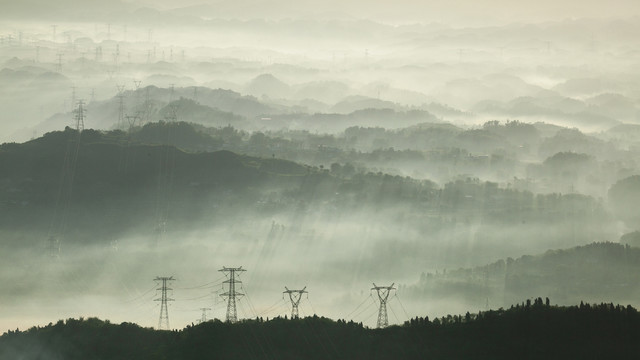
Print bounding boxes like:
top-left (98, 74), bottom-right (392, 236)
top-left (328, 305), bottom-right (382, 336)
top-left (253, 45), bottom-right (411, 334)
top-left (219, 267), bottom-right (245, 323)
top-left (47, 235), bottom-right (60, 259)
top-left (56, 53), bottom-right (63, 71)
top-left (199, 307), bottom-right (211, 324)
top-left (70, 87), bottom-right (76, 112)
top-left (116, 85), bottom-right (126, 129)
top-left (154, 276), bottom-right (174, 330)
top-left (283, 286), bottom-right (307, 319)
top-left (74, 100), bottom-right (85, 133)
top-left (372, 283), bottom-right (395, 328)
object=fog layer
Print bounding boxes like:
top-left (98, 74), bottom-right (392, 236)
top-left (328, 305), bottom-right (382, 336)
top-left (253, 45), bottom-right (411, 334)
top-left (1, 0), bottom-right (640, 333)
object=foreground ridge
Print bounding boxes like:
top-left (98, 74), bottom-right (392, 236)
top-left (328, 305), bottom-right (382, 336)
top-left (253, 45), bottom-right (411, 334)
top-left (2, 300), bottom-right (640, 360)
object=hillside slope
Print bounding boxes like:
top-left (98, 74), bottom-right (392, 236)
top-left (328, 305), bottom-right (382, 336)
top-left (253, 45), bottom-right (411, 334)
top-left (410, 242), bottom-right (640, 308)
top-left (1, 302), bottom-right (639, 360)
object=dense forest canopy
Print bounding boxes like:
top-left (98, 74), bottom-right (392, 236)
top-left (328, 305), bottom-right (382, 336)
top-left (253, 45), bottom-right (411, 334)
top-left (2, 301), bottom-right (640, 360)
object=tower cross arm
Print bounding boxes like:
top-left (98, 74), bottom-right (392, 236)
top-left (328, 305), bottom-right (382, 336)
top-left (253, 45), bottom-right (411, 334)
top-left (371, 283), bottom-right (396, 291)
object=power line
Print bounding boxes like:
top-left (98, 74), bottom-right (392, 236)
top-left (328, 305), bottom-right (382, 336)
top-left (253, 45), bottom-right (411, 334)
top-left (123, 284), bottom-right (158, 304)
top-left (305, 296), bottom-right (318, 316)
top-left (393, 294), bottom-right (411, 321)
top-left (255, 298), bottom-right (288, 317)
top-left (239, 282), bottom-right (259, 318)
top-left (175, 277), bottom-right (226, 290)
top-left (116, 85), bottom-right (126, 130)
top-left (388, 302), bottom-right (400, 324)
top-left (46, 100), bottom-right (85, 257)
top-left (344, 294), bottom-right (373, 319)
top-left (175, 293), bottom-right (213, 302)
top-left (351, 297), bottom-right (377, 321)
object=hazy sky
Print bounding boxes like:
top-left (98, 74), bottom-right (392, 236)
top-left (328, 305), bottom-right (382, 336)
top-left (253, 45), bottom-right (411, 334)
top-left (2, 0), bottom-right (639, 25)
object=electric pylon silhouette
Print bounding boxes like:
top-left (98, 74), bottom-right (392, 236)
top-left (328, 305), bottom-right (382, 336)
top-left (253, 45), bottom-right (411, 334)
top-left (47, 235), bottom-right (60, 259)
top-left (219, 267), bottom-right (245, 323)
top-left (154, 276), bottom-right (174, 330)
top-left (371, 283), bottom-right (395, 328)
top-left (56, 53), bottom-right (63, 71)
top-left (70, 86), bottom-right (76, 112)
top-left (73, 100), bottom-right (85, 133)
top-left (116, 84), bottom-right (126, 129)
top-left (198, 307), bottom-right (211, 324)
top-left (283, 286), bottom-right (307, 319)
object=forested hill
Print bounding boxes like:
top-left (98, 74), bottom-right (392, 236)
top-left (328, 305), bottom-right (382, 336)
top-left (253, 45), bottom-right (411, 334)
top-left (0, 127), bottom-right (309, 238)
top-left (0, 125), bottom-right (614, 248)
top-left (2, 301), bottom-right (639, 360)
top-left (410, 242), bottom-right (640, 307)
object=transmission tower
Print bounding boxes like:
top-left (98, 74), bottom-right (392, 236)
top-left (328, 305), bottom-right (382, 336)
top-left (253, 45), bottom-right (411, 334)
top-left (47, 235), bottom-right (60, 259)
top-left (113, 44), bottom-right (120, 65)
top-left (131, 79), bottom-right (143, 125)
top-left (165, 104), bottom-right (178, 122)
top-left (73, 100), bottom-right (85, 133)
top-left (56, 53), bottom-right (63, 71)
top-left (372, 283), bottom-right (395, 328)
top-left (70, 87), bottom-right (76, 110)
top-left (95, 46), bottom-right (102, 62)
top-left (283, 286), bottom-right (307, 319)
top-left (164, 84), bottom-right (178, 122)
top-left (198, 307), bottom-right (211, 324)
top-left (154, 276), bottom-right (175, 330)
top-left (116, 85), bottom-right (126, 129)
top-left (143, 86), bottom-right (152, 125)
top-left (125, 114), bottom-right (140, 132)
top-left (219, 266), bottom-right (246, 323)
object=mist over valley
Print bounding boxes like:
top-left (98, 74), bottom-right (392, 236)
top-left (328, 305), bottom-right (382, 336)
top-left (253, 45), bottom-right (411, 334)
top-left (1, 1), bottom-right (640, 357)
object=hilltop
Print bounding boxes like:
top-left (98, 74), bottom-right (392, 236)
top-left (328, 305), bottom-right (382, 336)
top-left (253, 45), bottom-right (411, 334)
top-left (1, 301), bottom-right (639, 359)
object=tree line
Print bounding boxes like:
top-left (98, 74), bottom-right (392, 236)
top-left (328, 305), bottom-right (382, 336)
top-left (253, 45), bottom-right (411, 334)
top-left (2, 300), bottom-right (640, 359)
